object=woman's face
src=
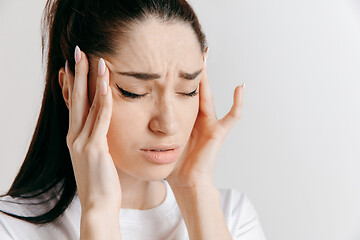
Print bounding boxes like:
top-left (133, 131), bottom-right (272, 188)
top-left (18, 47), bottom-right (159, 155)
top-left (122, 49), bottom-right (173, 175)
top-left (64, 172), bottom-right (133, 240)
top-left (88, 18), bottom-right (205, 181)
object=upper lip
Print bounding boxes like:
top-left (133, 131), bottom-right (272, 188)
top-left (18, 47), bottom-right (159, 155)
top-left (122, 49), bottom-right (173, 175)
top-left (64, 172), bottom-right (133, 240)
top-left (141, 144), bottom-right (180, 151)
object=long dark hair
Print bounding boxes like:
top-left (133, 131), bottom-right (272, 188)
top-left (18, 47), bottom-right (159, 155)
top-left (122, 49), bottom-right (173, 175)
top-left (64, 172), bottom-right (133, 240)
top-left (0, 0), bottom-right (207, 225)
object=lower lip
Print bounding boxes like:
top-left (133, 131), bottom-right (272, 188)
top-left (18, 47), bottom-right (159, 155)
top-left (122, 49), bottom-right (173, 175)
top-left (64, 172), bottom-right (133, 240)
top-left (141, 148), bottom-right (180, 164)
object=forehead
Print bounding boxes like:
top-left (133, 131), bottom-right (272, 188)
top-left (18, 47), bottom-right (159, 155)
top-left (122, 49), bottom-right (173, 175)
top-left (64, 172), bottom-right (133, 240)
top-left (106, 18), bottom-right (203, 71)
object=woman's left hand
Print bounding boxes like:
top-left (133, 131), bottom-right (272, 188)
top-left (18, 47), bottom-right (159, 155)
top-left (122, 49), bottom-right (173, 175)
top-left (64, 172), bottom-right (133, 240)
top-left (166, 50), bottom-right (245, 188)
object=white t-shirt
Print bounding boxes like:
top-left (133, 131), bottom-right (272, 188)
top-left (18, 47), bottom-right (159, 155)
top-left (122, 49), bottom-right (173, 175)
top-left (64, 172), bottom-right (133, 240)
top-left (0, 180), bottom-right (266, 240)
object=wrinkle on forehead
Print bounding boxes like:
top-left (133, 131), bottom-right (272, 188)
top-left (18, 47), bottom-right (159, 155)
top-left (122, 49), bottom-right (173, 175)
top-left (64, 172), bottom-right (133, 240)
top-left (105, 17), bottom-right (203, 77)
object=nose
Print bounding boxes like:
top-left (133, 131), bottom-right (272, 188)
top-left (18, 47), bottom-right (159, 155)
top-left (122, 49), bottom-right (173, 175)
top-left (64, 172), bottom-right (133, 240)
top-left (149, 96), bottom-right (179, 136)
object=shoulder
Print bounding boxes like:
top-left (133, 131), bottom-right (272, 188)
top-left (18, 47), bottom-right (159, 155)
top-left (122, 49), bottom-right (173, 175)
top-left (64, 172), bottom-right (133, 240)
top-left (218, 187), bottom-right (267, 240)
top-left (0, 196), bottom-right (34, 240)
top-left (0, 194), bottom-right (81, 240)
top-left (0, 212), bottom-right (14, 240)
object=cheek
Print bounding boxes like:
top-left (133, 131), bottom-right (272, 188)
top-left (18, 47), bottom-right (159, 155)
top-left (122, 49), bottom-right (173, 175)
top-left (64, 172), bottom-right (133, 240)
top-left (106, 100), bottom-right (146, 165)
top-left (176, 97), bottom-right (199, 135)
top-left (107, 100), bottom-right (144, 145)
top-left (186, 100), bottom-right (199, 123)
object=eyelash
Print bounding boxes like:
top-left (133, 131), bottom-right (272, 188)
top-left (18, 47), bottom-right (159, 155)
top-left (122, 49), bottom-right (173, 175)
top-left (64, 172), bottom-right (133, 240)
top-left (115, 84), bottom-right (198, 99)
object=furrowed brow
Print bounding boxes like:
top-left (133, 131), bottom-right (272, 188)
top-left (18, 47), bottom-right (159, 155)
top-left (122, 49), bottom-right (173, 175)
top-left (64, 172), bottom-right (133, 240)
top-left (116, 68), bottom-right (203, 81)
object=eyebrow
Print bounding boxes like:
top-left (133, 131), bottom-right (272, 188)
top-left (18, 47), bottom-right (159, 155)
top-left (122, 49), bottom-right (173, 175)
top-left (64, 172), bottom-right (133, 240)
top-left (115, 68), bottom-right (203, 81)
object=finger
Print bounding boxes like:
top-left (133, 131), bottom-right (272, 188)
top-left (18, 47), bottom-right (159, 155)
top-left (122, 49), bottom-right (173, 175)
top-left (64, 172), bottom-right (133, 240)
top-left (89, 58), bottom-right (113, 143)
top-left (64, 61), bottom-right (79, 166)
top-left (77, 59), bottom-right (102, 141)
top-left (218, 84), bottom-right (244, 133)
top-left (70, 46), bottom-right (90, 140)
top-left (64, 60), bottom-right (73, 132)
top-left (199, 59), bottom-right (217, 119)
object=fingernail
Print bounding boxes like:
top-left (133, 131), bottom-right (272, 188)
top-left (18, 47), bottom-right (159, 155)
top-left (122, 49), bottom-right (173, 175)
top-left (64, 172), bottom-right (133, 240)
top-left (74, 45), bottom-right (81, 63)
top-left (98, 58), bottom-right (105, 76)
top-left (101, 80), bottom-right (107, 96)
top-left (202, 47), bottom-right (207, 66)
top-left (242, 82), bottom-right (246, 88)
top-left (65, 60), bottom-right (69, 75)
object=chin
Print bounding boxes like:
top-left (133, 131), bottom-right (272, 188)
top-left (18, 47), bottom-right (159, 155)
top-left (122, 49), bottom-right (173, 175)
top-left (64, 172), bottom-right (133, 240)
top-left (140, 166), bottom-right (175, 182)
top-left (119, 162), bottom-right (176, 182)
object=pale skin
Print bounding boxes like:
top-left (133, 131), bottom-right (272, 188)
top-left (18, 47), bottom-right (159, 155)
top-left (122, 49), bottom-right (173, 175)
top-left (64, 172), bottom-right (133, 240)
top-left (58, 18), bottom-right (244, 239)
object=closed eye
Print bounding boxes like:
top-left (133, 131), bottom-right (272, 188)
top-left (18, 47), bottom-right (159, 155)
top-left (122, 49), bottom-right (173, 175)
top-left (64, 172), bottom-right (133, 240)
top-left (184, 88), bottom-right (198, 97)
top-left (115, 84), bottom-right (145, 99)
top-left (115, 84), bottom-right (198, 99)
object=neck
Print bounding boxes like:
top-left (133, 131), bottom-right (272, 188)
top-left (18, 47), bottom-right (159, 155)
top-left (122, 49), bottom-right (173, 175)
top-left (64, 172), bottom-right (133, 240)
top-left (116, 168), bottom-right (166, 210)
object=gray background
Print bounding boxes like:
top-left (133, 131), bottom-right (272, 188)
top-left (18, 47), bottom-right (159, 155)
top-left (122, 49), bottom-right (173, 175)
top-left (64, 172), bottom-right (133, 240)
top-left (1, 0), bottom-right (359, 239)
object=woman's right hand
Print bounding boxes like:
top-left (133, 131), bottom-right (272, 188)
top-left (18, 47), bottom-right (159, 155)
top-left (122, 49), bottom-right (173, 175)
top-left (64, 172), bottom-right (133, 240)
top-left (65, 46), bottom-right (121, 212)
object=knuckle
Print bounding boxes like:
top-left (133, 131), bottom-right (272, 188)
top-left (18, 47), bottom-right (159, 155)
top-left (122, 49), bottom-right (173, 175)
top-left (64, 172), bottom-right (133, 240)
top-left (71, 90), bottom-right (81, 103)
top-left (66, 134), bottom-right (73, 147)
top-left (237, 112), bottom-right (242, 119)
top-left (90, 103), bottom-right (97, 113)
top-left (74, 63), bottom-right (83, 75)
top-left (75, 59), bottom-right (89, 76)
top-left (234, 109), bottom-right (242, 119)
top-left (216, 125), bottom-right (228, 138)
top-left (84, 142), bottom-right (100, 157)
top-left (72, 138), bottom-right (83, 154)
top-left (83, 144), bottom-right (94, 156)
top-left (97, 109), bottom-right (111, 123)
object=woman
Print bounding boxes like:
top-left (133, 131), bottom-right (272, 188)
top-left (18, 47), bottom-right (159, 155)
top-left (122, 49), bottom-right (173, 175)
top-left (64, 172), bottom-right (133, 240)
top-left (0, 0), bottom-right (266, 239)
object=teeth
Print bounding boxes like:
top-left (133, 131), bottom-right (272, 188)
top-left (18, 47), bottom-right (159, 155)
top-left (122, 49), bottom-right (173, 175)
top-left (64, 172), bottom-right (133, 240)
top-left (151, 149), bottom-right (169, 152)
